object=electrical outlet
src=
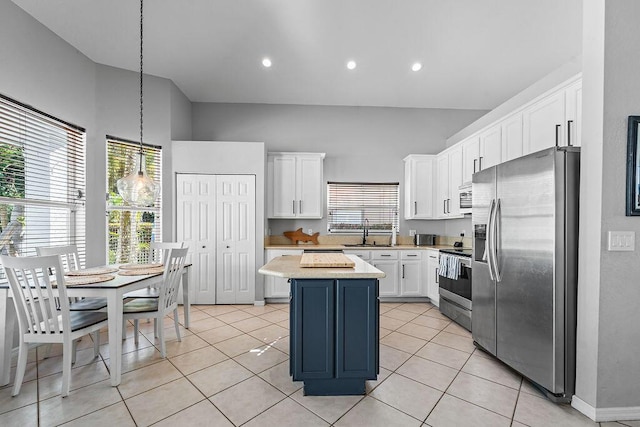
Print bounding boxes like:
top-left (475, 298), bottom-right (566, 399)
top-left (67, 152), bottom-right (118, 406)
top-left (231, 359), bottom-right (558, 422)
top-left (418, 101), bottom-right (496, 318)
top-left (460, 230), bottom-right (466, 237)
top-left (607, 231), bottom-right (635, 251)
top-left (409, 229), bottom-right (417, 236)
top-left (307, 228), bottom-right (313, 235)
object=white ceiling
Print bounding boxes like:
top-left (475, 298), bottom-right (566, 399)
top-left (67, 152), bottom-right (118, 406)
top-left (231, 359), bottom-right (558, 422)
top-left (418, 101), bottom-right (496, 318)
top-left (12, 0), bottom-right (582, 110)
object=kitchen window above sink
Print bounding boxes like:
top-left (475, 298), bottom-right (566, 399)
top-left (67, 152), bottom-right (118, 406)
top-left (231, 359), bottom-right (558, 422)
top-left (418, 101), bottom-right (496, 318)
top-left (327, 182), bottom-right (399, 234)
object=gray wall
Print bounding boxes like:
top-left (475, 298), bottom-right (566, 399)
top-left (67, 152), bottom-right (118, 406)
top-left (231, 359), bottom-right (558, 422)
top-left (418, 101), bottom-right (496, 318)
top-left (192, 103), bottom-right (486, 238)
top-left (575, 0), bottom-right (640, 414)
top-left (0, 1), bottom-right (192, 266)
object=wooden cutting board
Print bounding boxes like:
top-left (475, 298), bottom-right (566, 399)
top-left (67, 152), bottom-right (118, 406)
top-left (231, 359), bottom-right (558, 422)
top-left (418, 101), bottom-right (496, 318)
top-left (299, 253), bottom-right (355, 268)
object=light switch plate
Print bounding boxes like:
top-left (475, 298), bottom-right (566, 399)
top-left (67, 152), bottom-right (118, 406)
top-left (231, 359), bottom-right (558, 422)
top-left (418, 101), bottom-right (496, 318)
top-left (607, 231), bottom-right (635, 251)
top-left (409, 229), bottom-right (417, 236)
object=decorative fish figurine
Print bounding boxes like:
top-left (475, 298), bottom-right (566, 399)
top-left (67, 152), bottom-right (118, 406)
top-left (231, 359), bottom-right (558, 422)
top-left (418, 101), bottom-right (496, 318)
top-left (284, 228), bottom-right (320, 245)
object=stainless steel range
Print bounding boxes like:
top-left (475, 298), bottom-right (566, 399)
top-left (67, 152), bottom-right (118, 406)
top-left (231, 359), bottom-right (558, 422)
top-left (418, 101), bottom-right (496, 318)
top-left (438, 248), bottom-right (472, 331)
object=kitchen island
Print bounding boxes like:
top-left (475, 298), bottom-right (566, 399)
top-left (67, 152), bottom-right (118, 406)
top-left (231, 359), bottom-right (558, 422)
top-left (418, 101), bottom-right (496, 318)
top-left (259, 254), bottom-right (384, 395)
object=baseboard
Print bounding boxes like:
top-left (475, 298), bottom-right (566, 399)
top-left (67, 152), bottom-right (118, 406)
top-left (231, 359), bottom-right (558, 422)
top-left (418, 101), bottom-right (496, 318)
top-left (572, 395), bottom-right (640, 422)
top-left (253, 300), bottom-right (265, 306)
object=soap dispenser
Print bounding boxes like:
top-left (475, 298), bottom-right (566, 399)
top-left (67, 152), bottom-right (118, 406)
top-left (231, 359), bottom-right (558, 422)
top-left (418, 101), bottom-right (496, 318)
top-left (391, 225), bottom-right (397, 246)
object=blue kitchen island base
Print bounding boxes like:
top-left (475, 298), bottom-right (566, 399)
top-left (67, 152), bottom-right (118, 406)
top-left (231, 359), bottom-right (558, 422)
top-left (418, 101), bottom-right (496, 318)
top-left (303, 378), bottom-right (367, 396)
top-left (289, 278), bottom-right (380, 396)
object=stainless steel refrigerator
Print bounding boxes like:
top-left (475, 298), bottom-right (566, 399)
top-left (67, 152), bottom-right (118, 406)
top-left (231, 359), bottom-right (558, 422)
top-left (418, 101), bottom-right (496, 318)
top-left (472, 146), bottom-right (579, 402)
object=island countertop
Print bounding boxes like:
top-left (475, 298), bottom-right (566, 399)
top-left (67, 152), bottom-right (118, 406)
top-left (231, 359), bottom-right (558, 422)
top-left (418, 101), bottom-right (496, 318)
top-left (258, 254), bottom-right (385, 279)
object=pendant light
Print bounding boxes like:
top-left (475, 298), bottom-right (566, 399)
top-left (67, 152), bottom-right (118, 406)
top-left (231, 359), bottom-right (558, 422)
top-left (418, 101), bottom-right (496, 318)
top-left (116, 0), bottom-right (160, 207)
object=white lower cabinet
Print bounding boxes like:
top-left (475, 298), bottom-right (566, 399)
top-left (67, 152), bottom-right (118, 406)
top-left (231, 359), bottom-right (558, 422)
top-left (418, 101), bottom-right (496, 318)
top-left (264, 249), bottom-right (303, 298)
top-left (400, 251), bottom-right (423, 297)
top-left (371, 251), bottom-right (399, 297)
top-left (345, 249), bottom-right (429, 298)
top-left (426, 250), bottom-right (440, 306)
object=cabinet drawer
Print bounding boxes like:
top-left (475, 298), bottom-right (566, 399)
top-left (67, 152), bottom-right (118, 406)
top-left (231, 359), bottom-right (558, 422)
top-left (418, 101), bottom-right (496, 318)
top-left (344, 250), bottom-right (371, 261)
top-left (400, 251), bottom-right (422, 260)
top-left (371, 251), bottom-right (398, 260)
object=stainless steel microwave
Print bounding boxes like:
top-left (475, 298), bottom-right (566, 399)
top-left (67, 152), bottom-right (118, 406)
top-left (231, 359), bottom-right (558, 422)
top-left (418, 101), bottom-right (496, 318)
top-left (459, 183), bottom-right (472, 214)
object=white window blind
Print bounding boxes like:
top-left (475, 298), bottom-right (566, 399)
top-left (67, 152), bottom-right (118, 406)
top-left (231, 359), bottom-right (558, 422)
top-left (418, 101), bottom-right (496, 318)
top-left (106, 137), bottom-right (161, 264)
top-left (327, 182), bottom-right (399, 234)
top-left (0, 94), bottom-right (86, 273)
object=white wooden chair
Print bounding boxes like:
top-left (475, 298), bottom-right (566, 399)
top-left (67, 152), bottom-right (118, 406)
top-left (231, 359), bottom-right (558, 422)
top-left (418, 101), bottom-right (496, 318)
top-left (36, 245), bottom-right (108, 311)
top-left (122, 247), bottom-right (188, 357)
top-left (0, 254), bottom-right (108, 397)
top-left (123, 241), bottom-right (185, 300)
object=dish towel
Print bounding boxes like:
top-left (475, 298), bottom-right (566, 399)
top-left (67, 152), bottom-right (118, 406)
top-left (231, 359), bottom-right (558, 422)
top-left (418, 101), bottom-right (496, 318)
top-left (439, 254), bottom-right (461, 280)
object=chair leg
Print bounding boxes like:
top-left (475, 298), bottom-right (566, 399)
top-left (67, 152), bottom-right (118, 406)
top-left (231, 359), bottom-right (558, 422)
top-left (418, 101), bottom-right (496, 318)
top-left (133, 319), bottom-right (139, 345)
top-left (12, 339), bottom-right (28, 397)
top-left (72, 339), bottom-right (77, 365)
top-left (61, 338), bottom-right (73, 397)
top-left (122, 318), bottom-right (126, 340)
top-left (173, 309), bottom-right (181, 342)
top-left (158, 317), bottom-right (166, 358)
top-left (154, 318), bottom-right (158, 338)
top-left (92, 331), bottom-right (100, 359)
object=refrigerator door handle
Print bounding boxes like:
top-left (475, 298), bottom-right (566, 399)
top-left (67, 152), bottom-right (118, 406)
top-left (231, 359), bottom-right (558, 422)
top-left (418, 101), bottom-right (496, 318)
top-left (493, 198), bottom-right (502, 282)
top-left (482, 199), bottom-right (496, 281)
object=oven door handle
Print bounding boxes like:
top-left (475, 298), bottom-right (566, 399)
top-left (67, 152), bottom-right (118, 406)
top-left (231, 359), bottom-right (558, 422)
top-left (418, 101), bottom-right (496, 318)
top-left (486, 198), bottom-right (496, 281)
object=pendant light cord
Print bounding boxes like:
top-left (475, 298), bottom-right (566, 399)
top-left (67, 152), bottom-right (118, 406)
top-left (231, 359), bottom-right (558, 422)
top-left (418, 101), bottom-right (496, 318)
top-left (139, 0), bottom-right (144, 167)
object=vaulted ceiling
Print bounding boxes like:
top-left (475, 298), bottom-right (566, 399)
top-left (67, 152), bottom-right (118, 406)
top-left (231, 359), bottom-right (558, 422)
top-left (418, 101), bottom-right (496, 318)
top-left (12, 0), bottom-right (582, 110)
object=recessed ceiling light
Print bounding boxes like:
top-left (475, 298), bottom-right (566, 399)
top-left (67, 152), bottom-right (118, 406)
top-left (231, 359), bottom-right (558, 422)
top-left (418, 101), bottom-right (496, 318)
top-left (346, 60), bottom-right (357, 70)
top-left (262, 58), bottom-right (272, 68)
top-left (411, 62), bottom-right (423, 72)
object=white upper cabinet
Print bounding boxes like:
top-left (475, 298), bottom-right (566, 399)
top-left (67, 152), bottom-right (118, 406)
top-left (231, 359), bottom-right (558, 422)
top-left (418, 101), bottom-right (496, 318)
top-left (403, 155), bottom-right (435, 219)
top-left (436, 145), bottom-right (463, 219)
top-left (448, 145), bottom-right (463, 217)
top-left (267, 152), bottom-right (325, 219)
top-left (565, 79), bottom-right (582, 147)
top-left (501, 113), bottom-right (524, 162)
top-left (523, 90), bottom-right (566, 154)
top-left (461, 127), bottom-right (501, 185)
top-left (479, 125), bottom-right (502, 170)
top-left (436, 152), bottom-right (449, 219)
top-left (461, 136), bottom-right (480, 184)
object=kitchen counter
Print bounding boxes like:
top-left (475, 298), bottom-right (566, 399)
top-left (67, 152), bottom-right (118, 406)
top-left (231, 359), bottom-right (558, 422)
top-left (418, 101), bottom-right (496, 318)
top-left (259, 254), bottom-right (385, 278)
top-left (264, 244), bottom-right (462, 251)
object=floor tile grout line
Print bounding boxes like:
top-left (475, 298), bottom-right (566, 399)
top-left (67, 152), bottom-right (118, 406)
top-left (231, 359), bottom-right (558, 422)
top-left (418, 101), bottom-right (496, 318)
top-left (510, 377), bottom-right (524, 427)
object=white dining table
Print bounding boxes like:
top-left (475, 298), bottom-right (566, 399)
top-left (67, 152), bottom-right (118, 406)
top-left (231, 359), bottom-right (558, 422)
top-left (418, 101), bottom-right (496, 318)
top-left (0, 264), bottom-right (191, 387)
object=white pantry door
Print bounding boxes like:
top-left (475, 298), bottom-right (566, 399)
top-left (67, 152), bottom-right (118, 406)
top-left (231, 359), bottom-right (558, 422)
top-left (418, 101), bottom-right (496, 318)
top-left (176, 174), bottom-right (217, 304)
top-left (216, 175), bottom-right (256, 304)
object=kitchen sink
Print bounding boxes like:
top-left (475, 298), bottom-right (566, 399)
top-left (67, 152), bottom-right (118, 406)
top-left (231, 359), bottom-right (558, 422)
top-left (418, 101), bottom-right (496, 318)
top-left (343, 244), bottom-right (392, 247)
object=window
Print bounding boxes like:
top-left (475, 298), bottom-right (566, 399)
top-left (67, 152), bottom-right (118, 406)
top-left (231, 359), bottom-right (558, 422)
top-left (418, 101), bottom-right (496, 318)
top-left (327, 182), bottom-right (399, 233)
top-left (106, 137), bottom-right (161, 264)
top-left (0, 94), bottom-right (86, 274)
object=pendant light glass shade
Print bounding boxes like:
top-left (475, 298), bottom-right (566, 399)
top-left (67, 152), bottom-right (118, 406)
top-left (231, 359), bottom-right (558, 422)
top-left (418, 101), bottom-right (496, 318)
top-left (116, 152), bottom-right (159, 207)
top-left (116, 0), bottom-right (159, 207)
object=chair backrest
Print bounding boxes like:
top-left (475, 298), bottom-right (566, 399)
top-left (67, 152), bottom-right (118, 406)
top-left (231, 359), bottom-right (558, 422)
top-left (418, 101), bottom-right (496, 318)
top-left (36, 245), bottom-right (80, 273)
top-left (0, 254), bottom-right (70, 335)
top-left (158, 247), bottom-right (188, 312)
top-left (150, 241), bottom-right (184, 264)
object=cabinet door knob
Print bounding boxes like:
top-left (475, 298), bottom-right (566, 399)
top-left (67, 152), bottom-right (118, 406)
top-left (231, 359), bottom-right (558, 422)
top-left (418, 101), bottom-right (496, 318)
top-left (226, 245), bottom-right (230, 248)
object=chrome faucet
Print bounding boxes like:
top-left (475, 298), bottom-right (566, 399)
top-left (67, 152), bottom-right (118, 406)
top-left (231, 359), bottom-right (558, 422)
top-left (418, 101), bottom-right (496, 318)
top-left (362, 218), bottom-right (369, 245)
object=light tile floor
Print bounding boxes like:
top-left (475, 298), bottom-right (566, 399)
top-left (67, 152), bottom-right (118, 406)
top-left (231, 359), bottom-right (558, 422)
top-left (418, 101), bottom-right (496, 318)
top-left (0, 302), bottom-right (637, 426)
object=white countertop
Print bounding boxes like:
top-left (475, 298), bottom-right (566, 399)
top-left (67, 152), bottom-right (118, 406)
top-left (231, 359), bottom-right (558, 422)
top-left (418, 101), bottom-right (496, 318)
top-left (258, 254), bottom-right (386, 279)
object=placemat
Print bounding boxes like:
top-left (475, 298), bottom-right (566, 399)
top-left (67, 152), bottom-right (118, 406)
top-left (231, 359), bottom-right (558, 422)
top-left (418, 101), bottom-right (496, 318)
top-left (118, 267), bottom-right (165, 276)
top-left (119, 263), bottom-right (163, 270)
top-left (66, 266), bottom-right (119, 276)
top-left (53, 274), bottom-right (116, 287)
